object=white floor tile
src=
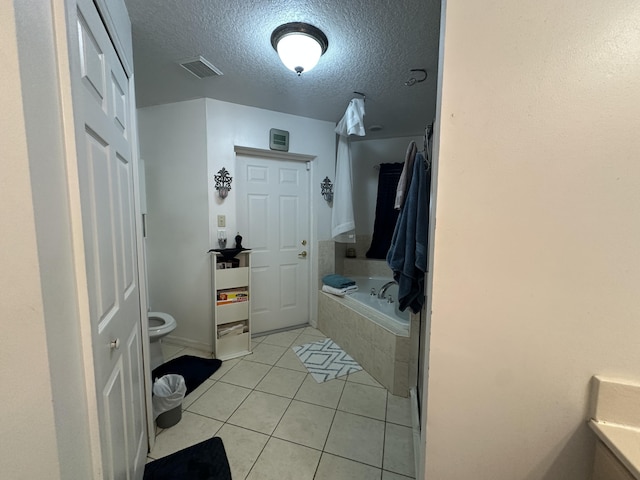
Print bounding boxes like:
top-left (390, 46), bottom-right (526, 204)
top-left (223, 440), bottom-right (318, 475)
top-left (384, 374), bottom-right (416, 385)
top-left (294, 374), bottom-right (345, 409)
top-left (325, 410), bottom-right (385, 468)
top-left (383, 423), bottom-right (415, 478)
top-left (246, 437), bottom-right (321, 480)
top-left (209, 357), bottom-right (240, 380)
top-left (182, 379), bottom-right (214, 409)
top-left (244, 342), bottom-right (287, 365)
top-left (382, 470), bottom-right (414, 480)
top-left (187, 381), bottom-right (251, 421)
top-left (218, 359), bottom-right (271, 389)
top-left (338, 381), bottom-right (388, 420)
top-left (302, 326), bottom-right (326, 337)
top-left (347, 369), bottom-right (383, 388)
top-left (386, 394), bottom-right (412, 427)
top-left (216, 424), bottom-right (269, 480)
top-left (149, 411), bottom-right (222, 459)
top-left (273, 400), bottom-right (335, 450)
top-left (255, 366), bottom-right (306, 398)
top-left (275, 348), bottom-right (308, 372)
top-left (227, 390), bottom-right (291, 435)
top-left (291, 333), bottom-right (327, 347)
top-left (149, 330), bottom-right (415, 480)
top-left (315, 453), bottom-right (383, 480)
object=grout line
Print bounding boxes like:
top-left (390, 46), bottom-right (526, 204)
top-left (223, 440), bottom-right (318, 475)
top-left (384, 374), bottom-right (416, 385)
top-left (382, 388), bottom-right (390, 473)
top-left (232, 335), bottom-right (300, 479)
top-left (153, 326), bottom-right (415, 479)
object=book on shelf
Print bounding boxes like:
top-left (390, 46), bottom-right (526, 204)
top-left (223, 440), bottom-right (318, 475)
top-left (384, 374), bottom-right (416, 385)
top-left (216, 288), bottom-right (248, 305)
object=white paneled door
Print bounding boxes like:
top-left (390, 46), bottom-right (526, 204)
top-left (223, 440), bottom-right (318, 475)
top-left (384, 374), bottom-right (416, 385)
top-left (74, 0), bottom-right (146, 478)
top-left (236, 155), bottom-right (311, 334)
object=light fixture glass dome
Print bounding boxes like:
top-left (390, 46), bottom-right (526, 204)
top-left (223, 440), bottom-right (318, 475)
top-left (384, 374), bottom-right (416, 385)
top-left (271, 22), bottom-right (328, 76)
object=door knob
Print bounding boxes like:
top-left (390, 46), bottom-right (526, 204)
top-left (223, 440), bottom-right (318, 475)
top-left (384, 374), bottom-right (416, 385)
top-left (298, 250), bottom-right (307, 258)
top-left (110, 338), bottom-right (121, 350)
top-left (301, 240), bottom-right (307, 246)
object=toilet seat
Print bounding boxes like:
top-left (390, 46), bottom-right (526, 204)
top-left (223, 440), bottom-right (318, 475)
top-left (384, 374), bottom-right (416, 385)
top-left (148, 311), bottom-right (177, 337)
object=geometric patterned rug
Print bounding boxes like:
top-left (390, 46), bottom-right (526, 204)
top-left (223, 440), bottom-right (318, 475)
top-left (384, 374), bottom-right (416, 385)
top-left (292, 337), bottom-right (362, 383)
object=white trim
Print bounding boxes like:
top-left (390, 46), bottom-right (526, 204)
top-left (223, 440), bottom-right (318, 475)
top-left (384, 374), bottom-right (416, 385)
top-left (53, 1), bottom-right (103, 476)
top-left (419, 1), bottom-right (447, 477)
top-left (129, 77), bottom-right (155, 453)
top-left (234, 145), bottom-right (316, 162)
top-left (93, 0), bottom-right (133, 75)
top-left (164, 334), bottom-right (212, 353)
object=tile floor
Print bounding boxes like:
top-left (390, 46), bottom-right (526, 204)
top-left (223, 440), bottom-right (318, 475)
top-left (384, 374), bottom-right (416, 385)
top-left (149, 325), bottom-right (416, 479)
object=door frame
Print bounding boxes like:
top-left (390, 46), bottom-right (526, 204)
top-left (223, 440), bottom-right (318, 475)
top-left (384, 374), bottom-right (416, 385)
top-left (233, 146), bottom-right (316, 330)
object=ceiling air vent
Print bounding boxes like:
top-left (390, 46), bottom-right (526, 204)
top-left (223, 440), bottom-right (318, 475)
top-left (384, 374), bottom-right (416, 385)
top-left (179, 56), bottom-right (223, 79)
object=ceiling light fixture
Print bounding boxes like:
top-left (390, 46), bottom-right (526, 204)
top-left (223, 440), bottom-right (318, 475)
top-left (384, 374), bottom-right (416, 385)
top-left (270, 22), bottom-right (328, 76)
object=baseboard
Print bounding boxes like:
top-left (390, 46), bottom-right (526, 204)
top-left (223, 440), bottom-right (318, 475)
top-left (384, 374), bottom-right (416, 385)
top-left (251, 322), bottom-right (310, 338)
top-left (410, 387), bottom-right (421, 478)
top-left (164, 334), bottom-right (211, 353)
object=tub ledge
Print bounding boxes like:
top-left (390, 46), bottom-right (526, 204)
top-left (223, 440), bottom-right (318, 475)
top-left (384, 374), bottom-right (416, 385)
top-left (589, 375), bottom-right (640, 479)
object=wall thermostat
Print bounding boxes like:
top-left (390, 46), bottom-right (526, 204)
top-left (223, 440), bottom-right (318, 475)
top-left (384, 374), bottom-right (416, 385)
top-left (269, 128), bottom-right (289, 152)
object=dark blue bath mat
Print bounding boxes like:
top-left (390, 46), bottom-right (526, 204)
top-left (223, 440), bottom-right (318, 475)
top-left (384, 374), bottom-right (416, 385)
top-left (152, 355), bottom-right (222, 396)
top-left (144, 436), bottom-right (231, 480)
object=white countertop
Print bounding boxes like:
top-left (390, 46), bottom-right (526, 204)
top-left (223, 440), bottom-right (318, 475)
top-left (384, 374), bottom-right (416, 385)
top-left (590, 419), bottom-right (640, 479)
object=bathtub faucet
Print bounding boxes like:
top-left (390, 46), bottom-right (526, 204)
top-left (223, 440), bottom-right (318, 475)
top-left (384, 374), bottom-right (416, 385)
top-left (377, 281), bottom-right (398, 299)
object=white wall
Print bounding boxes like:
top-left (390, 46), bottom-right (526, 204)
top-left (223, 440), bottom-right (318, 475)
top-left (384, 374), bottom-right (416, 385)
top-left (138, 99), bottom-right (335, 348)
top-left (205, 98), bottom-right (336, 242)
top-left (423, 1), bottom-right (640, 479)
top-left (205, 99), bottom-right (336, 329)
top-left (138, 100), bottom-right (211, 349)
top-left (351, 136), bottom-right (422, 235)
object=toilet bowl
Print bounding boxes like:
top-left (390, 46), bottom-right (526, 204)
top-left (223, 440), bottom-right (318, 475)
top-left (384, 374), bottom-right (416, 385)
top-left (148, 311), bottom-right (177, 370)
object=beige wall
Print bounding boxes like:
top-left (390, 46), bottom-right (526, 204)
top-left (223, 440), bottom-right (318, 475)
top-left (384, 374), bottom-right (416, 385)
top-left (424, 0), bottom-right (640, 478)
top-left (1, 3), bottom-right (61, 477)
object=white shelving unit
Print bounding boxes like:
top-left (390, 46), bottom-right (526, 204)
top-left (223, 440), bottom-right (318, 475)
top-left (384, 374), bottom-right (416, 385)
top-left (211, 250), bottom-right (252, 360)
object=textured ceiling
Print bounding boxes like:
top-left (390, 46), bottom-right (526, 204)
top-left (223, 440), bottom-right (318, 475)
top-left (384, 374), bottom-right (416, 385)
top-left (124, 0), bottom-right (441, 140)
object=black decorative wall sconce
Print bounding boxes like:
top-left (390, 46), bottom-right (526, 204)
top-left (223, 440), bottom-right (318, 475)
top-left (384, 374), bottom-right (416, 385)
top-left (214, 168), bottom-right (232, 199)
top-left (321, 176), bottom-right (333, 203)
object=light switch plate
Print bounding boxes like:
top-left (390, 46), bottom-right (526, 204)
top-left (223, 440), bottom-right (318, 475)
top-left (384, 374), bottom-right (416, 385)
top-left (217, 215), bottom-right (226, 227)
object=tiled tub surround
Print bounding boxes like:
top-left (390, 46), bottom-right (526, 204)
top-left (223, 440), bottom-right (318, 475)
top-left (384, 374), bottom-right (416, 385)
top-left (343, 257), bottom-right (394, 278)
top-left (589, 376), bottom-right (640, 479)
top-left (318, 291), bottom-right (410, 397)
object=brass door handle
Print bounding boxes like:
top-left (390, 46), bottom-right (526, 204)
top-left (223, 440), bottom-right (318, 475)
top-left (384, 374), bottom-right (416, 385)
top-left (298, 250), bottom-right (307, 258)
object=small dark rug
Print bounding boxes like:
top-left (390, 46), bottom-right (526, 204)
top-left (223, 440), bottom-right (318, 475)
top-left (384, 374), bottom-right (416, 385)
top-left (144, 436), bottom-right (231, 480)
top-left (152, 355), bottom-right (222, 396)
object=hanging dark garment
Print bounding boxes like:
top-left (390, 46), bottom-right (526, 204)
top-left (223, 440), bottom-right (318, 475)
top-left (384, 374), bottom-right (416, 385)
top-left (366, 163), bottom-right (404, 259)
top-left (387, 151), bottom-right (431, 313)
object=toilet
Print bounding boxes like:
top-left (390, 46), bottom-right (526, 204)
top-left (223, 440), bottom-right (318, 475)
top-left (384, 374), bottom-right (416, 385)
top-left (148, 311), bottom-right (177, 370)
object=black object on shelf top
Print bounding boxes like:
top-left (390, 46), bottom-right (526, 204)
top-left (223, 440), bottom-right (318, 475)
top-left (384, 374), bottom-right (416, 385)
top-left (208, 247), bottom-right (250, 260)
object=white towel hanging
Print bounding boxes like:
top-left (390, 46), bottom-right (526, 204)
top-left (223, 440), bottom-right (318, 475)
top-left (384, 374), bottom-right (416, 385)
top-left (332, 98), bottom-right (366, 242)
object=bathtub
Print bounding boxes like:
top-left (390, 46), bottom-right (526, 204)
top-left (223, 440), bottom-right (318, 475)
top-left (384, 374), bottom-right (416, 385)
top-left (318, 275), bottom-right (412, 397)
top-left (343, 276), bottom-right (409, 335)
